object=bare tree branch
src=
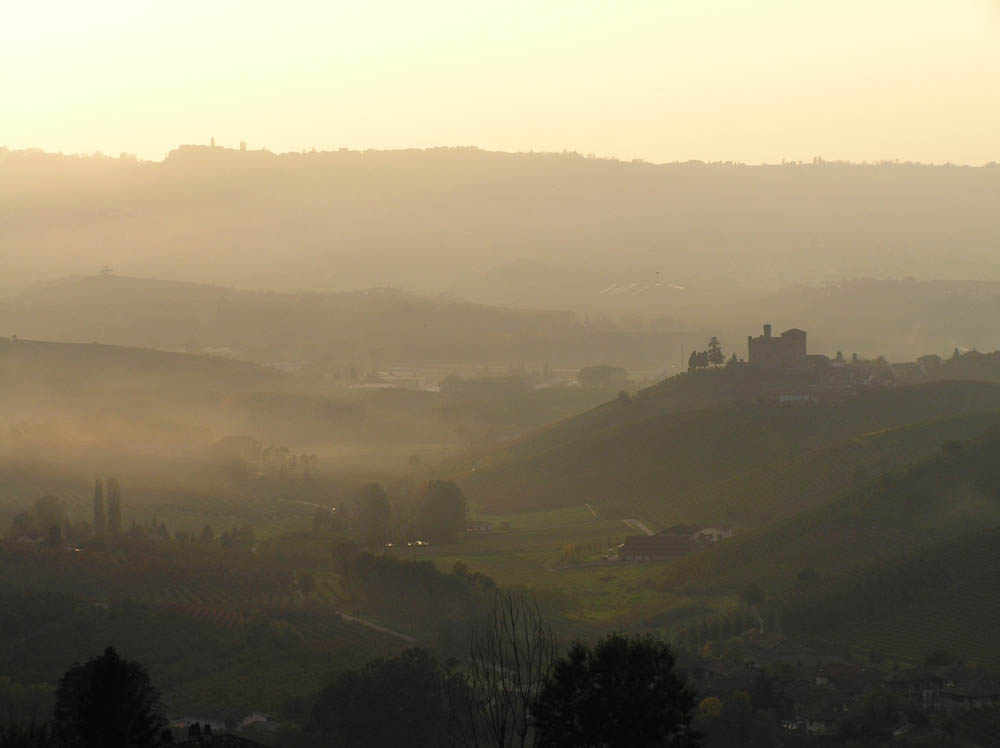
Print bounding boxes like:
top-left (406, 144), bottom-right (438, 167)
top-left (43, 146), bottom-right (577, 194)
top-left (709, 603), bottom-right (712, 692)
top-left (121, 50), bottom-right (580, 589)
top-left (463, 589), bottom-right (557, 748)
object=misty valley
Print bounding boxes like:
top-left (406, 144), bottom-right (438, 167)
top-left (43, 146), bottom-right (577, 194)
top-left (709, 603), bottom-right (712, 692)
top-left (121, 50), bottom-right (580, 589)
top-left (3, 257), bottom-right (1000, 747)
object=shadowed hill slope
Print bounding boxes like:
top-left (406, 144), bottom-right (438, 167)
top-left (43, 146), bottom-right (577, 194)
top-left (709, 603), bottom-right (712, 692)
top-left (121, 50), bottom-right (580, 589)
top-left (779, 525), bottom-right (1000, 665)
top-left (452, 380), bottom-right (1000, 513)
top-left (660, 429), bottom-right (1000, 592)
top-left (595, 410), bottom-right (1000, 530)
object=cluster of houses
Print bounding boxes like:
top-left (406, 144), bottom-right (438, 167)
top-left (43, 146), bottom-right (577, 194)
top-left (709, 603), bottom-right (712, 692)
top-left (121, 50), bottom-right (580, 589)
top-left (680, 632), bottom-right (1000, 737)
top-left (168, 713), bottom-right (280, 746)
top-left (617, 524), bottom-right (735, 562)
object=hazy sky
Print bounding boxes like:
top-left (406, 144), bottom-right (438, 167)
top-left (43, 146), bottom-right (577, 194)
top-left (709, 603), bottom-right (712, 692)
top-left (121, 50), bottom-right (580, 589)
top-left (3, 1), bottom-right (998, 164)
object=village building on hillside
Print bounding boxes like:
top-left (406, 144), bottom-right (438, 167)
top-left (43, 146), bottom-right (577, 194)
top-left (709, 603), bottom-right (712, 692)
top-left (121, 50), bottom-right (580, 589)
top-left (174, 735), bottom-right (271, 747)
top-left (692, 526), bottom-right (734, 543)
top-left (657, 524), bottom-right (735, 544)
top-left (747, 324), bottom-right (808, 368)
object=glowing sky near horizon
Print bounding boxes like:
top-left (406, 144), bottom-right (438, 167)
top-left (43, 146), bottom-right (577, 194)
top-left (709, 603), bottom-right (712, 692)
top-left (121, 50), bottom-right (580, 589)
top-left (2, 0), bottom-right (998, 163)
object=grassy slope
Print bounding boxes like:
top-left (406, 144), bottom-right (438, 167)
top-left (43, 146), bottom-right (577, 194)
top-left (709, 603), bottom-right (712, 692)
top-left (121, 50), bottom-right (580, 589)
top-left (454, 380), bottom-right (1000, 514)
top-left (660, 429), bottom-right (1000, 593)
top-left (596, 410), bottom-right (1000, 530)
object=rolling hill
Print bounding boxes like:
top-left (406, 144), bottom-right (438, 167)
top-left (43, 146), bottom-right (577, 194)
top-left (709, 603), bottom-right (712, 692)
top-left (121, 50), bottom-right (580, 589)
top-left (0, 274), bottom-right (682, 371)
top-left (0, 336), bottom-right (287, 396)
top-left (660, 428), bottom-right (1000, 592)
top-left (5, 148), bottom-right (1000, 301)
top-left (596, 410), bottom-right (1000, 530)
top-left (452, 380), bottom-right (1000, 515)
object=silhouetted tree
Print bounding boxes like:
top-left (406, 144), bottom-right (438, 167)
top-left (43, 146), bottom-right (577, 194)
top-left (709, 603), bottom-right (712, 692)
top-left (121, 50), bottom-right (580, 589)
top-left (9, 512), bottom-right (38, 538)
top-left (34, 496), bottom-right (68, 536)
top-left (53, 646), bottom-right (165, 748)
top-left (688, 350), bottom-right (709, 370)
top-left (106, 479), bottom-right (122, 536)
top-left (707, 337), bottom-right (724, 367)
top-left (354, 483), bottom-right (391, 545)
top-left (416, 480), bottom-right (468, 543)
top-left (199, 524), bottom-right (215, 543)
top-left (92, 479), bottom-right (105, 537)
top-left (297, 571), bottom-right (317, 599)
top-left (532, 633), bottom-right (700, 748)
top-left (311, 648), bottom-right (467, 748)
top-left (463, 590), bottom-right (557, 748)
top-left (46, 523), bottom-right (64, 547)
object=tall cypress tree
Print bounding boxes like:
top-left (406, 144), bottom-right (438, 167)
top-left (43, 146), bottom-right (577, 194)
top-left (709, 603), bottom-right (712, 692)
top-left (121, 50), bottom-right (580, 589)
top-left (93, 478), bottom-right (106, 536)
top-left (106, 478), bottom-right (122, 536)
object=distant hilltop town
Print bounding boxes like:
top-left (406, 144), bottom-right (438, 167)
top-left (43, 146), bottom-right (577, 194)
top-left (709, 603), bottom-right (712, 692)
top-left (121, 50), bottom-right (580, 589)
top-left (681, 321), bottom-right (1000, 405)
top-left (747, 324), bottom-right (808, 368)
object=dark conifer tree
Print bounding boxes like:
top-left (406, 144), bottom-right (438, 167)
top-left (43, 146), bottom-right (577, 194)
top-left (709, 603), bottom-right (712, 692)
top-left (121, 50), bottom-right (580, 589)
top-left (53, 646), bottom-right (165, 748)
top-left (92, 479), bottom-right (105, 536)
top-left (532, 633), bottom-right (700, 748)
top-left (106, 478), bottom-right (122, 536)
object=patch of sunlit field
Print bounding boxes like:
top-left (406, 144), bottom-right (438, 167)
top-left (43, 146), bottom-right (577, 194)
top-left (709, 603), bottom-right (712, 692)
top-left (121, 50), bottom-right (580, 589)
top-left (392, 504), bottom-right (733, 632)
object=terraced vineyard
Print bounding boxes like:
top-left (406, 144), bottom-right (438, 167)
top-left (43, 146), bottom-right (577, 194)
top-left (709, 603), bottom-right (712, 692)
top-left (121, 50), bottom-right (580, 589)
top-left (661, 432), bottom-right (1000, 591)
top-left (826, 530), bottom-right (1000, 666)
top-left (159, 602), bottom-right (249, 633)
top-left (162, 608), bottom-right (408, 714)
top-left (139, 581), bottom-right (296, 610)
top-left (595, 412), bottom-right (1000, 530)
top-left (454, 380), bottom-right (1000, 514)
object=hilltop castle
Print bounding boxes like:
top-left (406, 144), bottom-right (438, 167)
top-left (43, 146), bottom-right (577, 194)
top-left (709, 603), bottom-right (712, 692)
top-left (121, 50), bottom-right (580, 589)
top-left (748, 324), bottom-right (807, 368)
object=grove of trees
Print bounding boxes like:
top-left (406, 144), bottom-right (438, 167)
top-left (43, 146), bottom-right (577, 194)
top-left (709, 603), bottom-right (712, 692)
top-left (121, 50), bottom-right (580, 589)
top-left (416, 480), bottom-right (469, 543)
top-left (532, 633), bottom-right (700, 748)
top-left (688, 337), bottom-right (725, 370)
top-left (53, 647), bottom-right (165, 748)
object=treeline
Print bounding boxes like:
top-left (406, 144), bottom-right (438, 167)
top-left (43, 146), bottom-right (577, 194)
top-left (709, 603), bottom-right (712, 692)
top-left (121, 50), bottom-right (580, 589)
top-left (7, 478), bottom-right (257, 550)
top-left (311, 479), bottom-right (469, 546)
